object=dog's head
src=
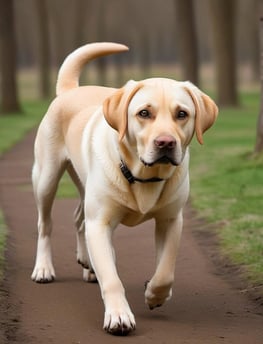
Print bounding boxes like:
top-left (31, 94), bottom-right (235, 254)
top-left (103, 78), bottom-right (218, 167)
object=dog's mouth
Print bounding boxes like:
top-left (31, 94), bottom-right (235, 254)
top-left (140, 155), bottom-right (179, 167)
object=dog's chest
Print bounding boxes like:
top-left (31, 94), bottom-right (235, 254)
top-left (120, 184), bottom-right (170, 226)
top-left (125, 182), bottom-right (165, 215)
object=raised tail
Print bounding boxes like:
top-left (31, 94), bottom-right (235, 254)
top-left (56, 42), bottom-right (129, 96)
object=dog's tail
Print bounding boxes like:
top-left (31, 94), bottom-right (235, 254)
top-left (56, 42), bottom-right (129, 96)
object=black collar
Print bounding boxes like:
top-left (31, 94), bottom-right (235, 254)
top-left (120, 159), bottom-right (165, 184)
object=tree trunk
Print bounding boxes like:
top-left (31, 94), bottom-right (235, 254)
top-left (138, 31), bottom-right (151, 79)
top-left (254, 1), bottom-right (263, 153)
top-left (47, 0), bottom-right (68, 67)
top-left (95, 0), bottom-right (107, 85)
top-left (0, 0), bottom-right (21, 113)
top-left (174, 0), bottom-right (199, 85)
top-left (209, 0), bottom-right (238, 106)
top-left (74, 0), bottom-right (88, 47)
top-left (35, 0), bottom-right (51, 99)
top-left (249, 0), bottom-right (260, 81)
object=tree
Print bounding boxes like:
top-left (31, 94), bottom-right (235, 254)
top-left (236, 0), bottom-right (259, 81)
top-left (250, 0), bottom-right (260, 81)
top-left (174, 0), bottom-right (199, 85)
top-left (95, 0), bottom-right (107, 85)
top-left (35, 0), bottom-right (51, 99)
top-left (74, 0), bottom-right (88, 47)
top-left (209, 0), bottom-right (238, 106)
top-left (0, 0), bottom-right (21, 113)
top-left (255, 0), bottom-right (263, 154)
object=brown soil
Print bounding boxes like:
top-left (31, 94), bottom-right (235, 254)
top-left (0, 131), bottom-right (263, 344)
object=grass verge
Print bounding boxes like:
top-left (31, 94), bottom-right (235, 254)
top-left (0, 101), bottom-right (49, 155)
top-left (190, 92), bottom-right (263, 286)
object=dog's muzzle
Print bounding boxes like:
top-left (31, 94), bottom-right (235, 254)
top-left (141, 135), bottom-right (179, 167)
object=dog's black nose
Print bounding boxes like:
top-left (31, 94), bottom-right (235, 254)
top-left (154, 135), bottom-right (176, 149)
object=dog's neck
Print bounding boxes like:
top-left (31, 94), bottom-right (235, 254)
top-left (119, 159), bottom-right (165, 184)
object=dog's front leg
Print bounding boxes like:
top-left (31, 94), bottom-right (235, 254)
top-left (85, 218), bottom-right (136, 335)
top-left (145, 210), bottom-right (183, 309)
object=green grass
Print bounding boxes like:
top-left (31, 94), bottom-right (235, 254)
top-left (0, 100), bottom-right (49, 155)
top-left (190, 92), bottom-right (263, 285)
top-left (57, 173), bottom-right (78, 198)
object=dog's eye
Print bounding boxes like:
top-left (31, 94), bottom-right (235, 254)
top-left (176, 110), bottom-right (188, 120)
top-left (138, 109), bottom-right (151, 119)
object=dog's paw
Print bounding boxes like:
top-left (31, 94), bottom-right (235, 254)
top-left (144, 280), bottom-right (172, 310)
top-left (83, 268), bottom-right (97, 283)
top-left (103, 309), bottom-right (136, 336)
top-left (31, 263), bottom-right (56, 283)
top-left (76, 242), bottom-right (90, 268)
top-left (77, 258), bottom-right (90, 269)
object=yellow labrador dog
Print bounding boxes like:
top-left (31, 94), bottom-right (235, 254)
top-left (31, 42), bottom-right (218, 335)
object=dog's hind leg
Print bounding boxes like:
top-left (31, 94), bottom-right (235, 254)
top-left (74, 202), bottom-right (97, 282)
top-left (31, 156), bottom-right (66, 283)
top-left (67, 164), bottom-right (97, 282)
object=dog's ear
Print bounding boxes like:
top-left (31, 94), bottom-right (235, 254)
top-left (184, 82), bottom-right (218, 144)
top-left (103, 81), bottom-right (143, 141)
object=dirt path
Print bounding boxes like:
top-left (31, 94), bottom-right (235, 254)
top-left (0, 131), bottom-right (263, 344)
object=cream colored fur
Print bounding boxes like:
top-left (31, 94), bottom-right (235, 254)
top-left (31, 42), bottom-right (218, 335)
